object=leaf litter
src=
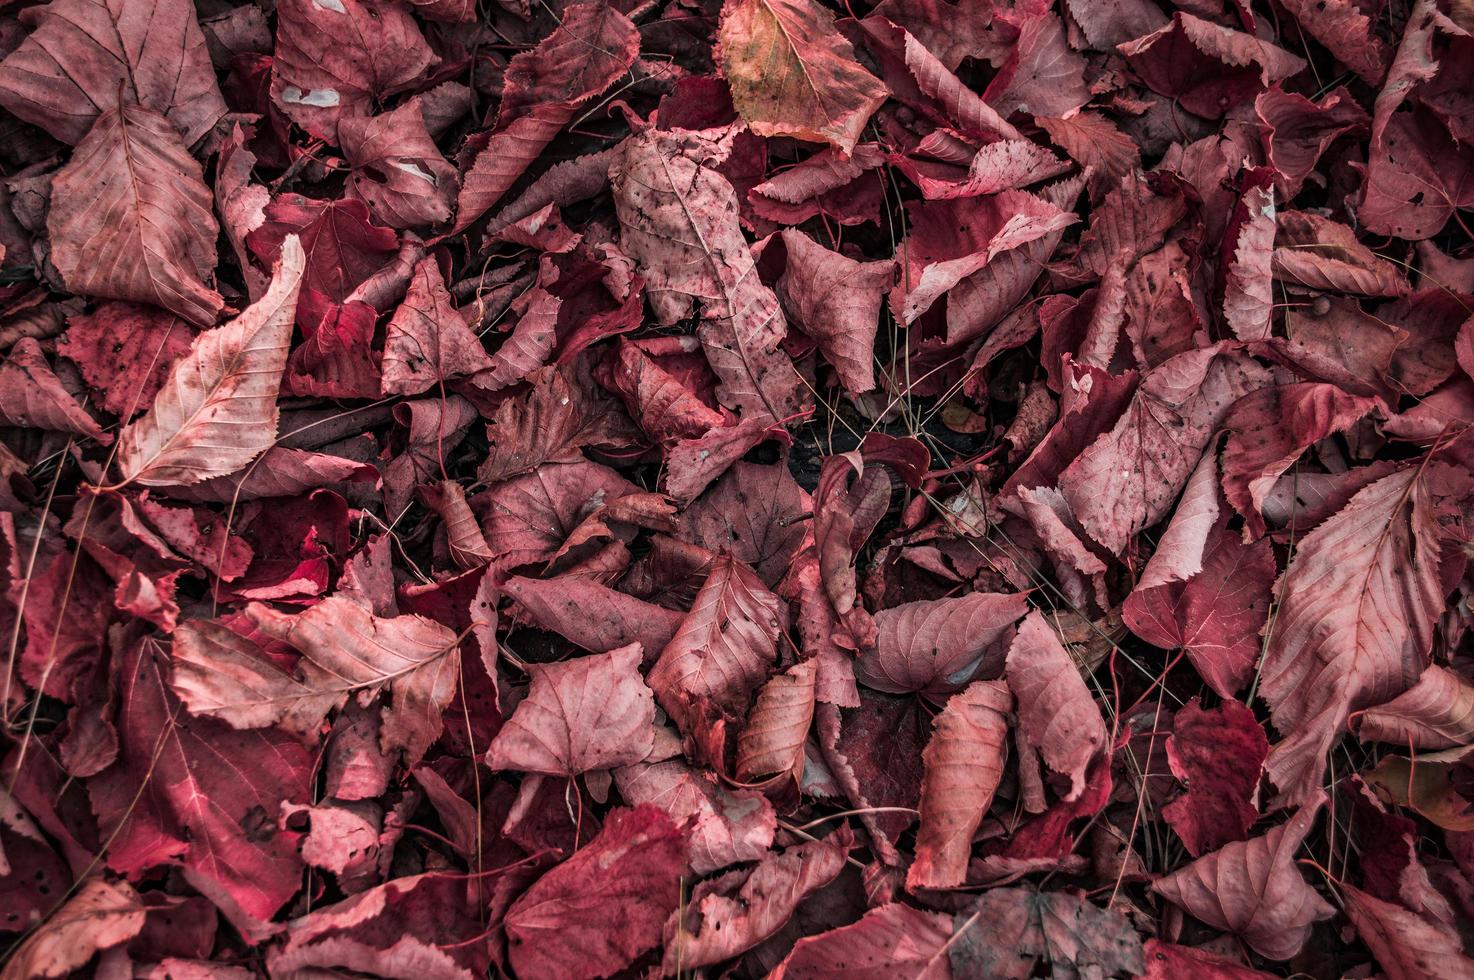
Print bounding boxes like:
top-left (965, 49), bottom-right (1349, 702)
top-left (0, 0), bottom-right (1472, 976)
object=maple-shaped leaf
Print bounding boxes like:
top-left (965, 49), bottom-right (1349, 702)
top-left (1259, 464), bottom-right (1449, 806)
top-left (381, 256), bottom-right (493, 395)
top-left (175, 596), bottom-right (460, 764)
top-left (339, 99), bottom-right (459, 230)
top-left (1151, 796), bottom-right (1333, 960)
top-left (612, 126), bottom-right (804, 424)
top-left (857, 592), bottom-right (1029, 698)
top-left (614, 755), bottom-right (776, 873)
top-left (1355, 663), bottom-right (1474, 749)
top-left (948, 888), bottom-right (1145, 980)
top-left (735, 658), bottom-right (817, 787)
top-left (908, 680), bottom-right (1010, 889)
top-left (648, 556), bottom-right (784, 736)
top-left (48, 103), bottom-right (222, 327)
top-left (0, 0), bottom-right (226, 146)
top-left (504, 575), bottom-right (683, 656)
top-left (771, 901), bottom-right (953, 978)
top-left (0, 338), bottom-right (108, 442)
top-left (504, 805), bottom-right (685, 980)
top-left (113, 236), bottom-right (305, 487)
top-left (247, 195), bottom-right (400, 305)
top-left (59, 303), bottom-right (195, 420)
top-left (89, 636), bottom-right (313, 931)
top-left (1, 877), bottom-right (145, 979)
top-left (487, 643), bottom-right (655, 776)
top-left (1162, 699), bottom-right (1268, 856)
top-left (776, 229), bottom-right (893, 394)
top-left (270, 0), bottom-right (436, 141)
top-left (1007, 610), bottom-right (1108, 802)
top-left (1220, 382), bottom-right (1381, 540)
top-left (663, 836), bottom-right (847, 971)
top-left (1342, 882), bottom-right (1474, 980)
top-left (718, 0), bottom-right (887, 153)
top-left (1058, 343), bottom-right (1271, 555)
top-left (454, 1), bottom-right (639, 232)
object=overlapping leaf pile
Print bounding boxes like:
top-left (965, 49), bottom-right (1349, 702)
top-left (0, 0), bottom-right (1472, 976)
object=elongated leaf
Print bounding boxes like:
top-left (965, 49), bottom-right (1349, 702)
top-left (1354, 663), bottom-right (1474, 749)
top-left (115, 236), bottom-right (305, 486)
top-left (1, 878), bottom-right (145, 979)
top-left (1260, 465), bottom-right (1449, 806)
top-left (648, 556), bottom-right (784, 735)
top-left (908, 680), bottom-right (1011, 889)
top-left (1006, 610), bottom-right (1108, 801)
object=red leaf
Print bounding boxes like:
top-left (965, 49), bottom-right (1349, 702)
top-left (269, 0), bottom-right (436, 141)
top-left (1151, 795), bottom-right (1333, 960)
top-left (1006, 610), bottom-right (1108, 801)
top-left (487, 643), bottom-right (655, 776)
top-left (908, 679), bottom-right (1010, 889)
top-left (719, 0), bottom-right (887, 153)
top-left (857, 592), bottom-right (1029, 698)
top-left (1162, 698), bottom-right (1268, 856)
top-left (1259, 464), bottom-right (1451, 806)
top-left (503, 805), bottom-right (684, 980)
top-left (0, 0), bottom-right (226, 146)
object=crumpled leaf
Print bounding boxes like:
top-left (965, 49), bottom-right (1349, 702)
top-left (1, 877), bottom-right (145, 979)
top-left (1341, 881), bottom-right (1474, 980)
top-left (1162, 699), bottom-right (1268, 856)
top-left (115, 236), bottom-right (305, 487)
top-left (735, 658), bottom-right (817, 787)
top-left (48, 103), bottom-right (222, 327)
top-left (339, 99), bottom-right (458, 230)
top-left (770, 901), bottom-right (953, 978)
top-left (775, 230), bottom-right (893, 394)
top-left (664, 835), bottom-right (847, 971)
top-left (1151, 795), bottom-right (1333, 960)
top-left (648, 555), bottom-right (784, 738)
top-left (174, 595), bottom-right (460, 764)
top-left (612, 125), bottom-right (804, 424)
top-left (1006, 610), bottom-right (1108, 802)
top-left (1058, 343), bottom-right (1271, 554)
top-left (487, 643), bottom-right (655, 776)
top-left (381, 256), bottom-right (493, 395)
top-left (59, 303), bottom-right (195, 420)
top-left (908, 679), bottom-right (1010, 889)
top-left (270, 0), bottom-right (435, 141)
top-left (948, 887), bottom-right (1145, 980)
top-left (614, 755), bottom-right (776, 874)
top-left (1354, 663), bottom-right (1474, 750)
top-left (0, 338), bottom-right (108, 441)
top-left (504, 805), bottom-right (684, 980)
top-left (718, 0), bottom-right (887, 153)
